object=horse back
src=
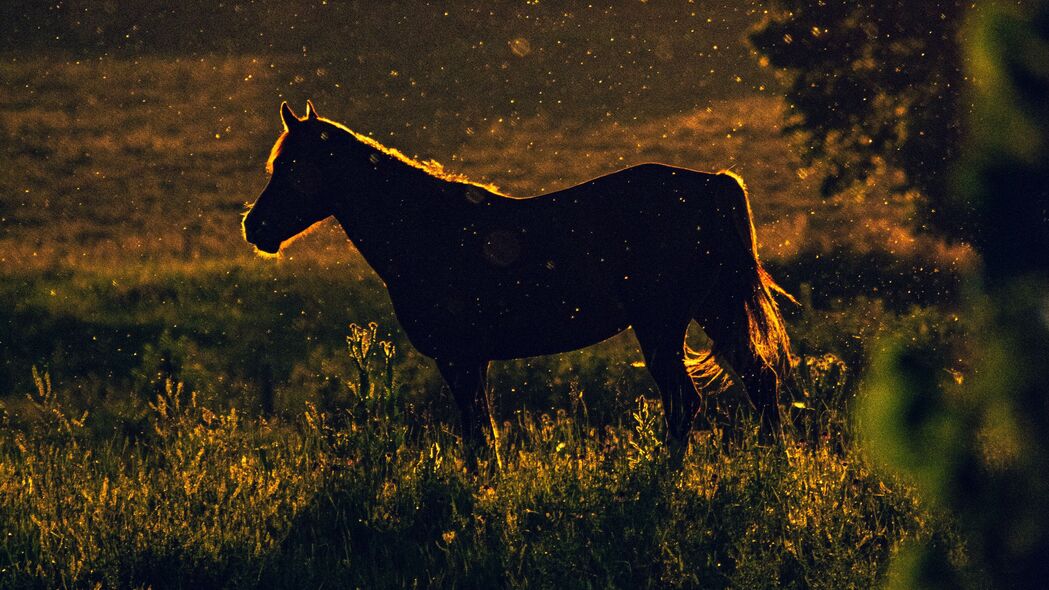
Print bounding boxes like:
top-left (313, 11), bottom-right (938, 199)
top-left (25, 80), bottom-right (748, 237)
top-left (385, 163), bottom-right (736, 359)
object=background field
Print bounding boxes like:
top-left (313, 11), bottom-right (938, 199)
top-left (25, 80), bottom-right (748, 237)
top-left (0, 2), bottom-right (971, 587)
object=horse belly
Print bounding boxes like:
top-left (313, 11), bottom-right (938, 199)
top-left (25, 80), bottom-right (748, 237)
top-left (485, 287), bottom-right (630, 360)
top-left (390, 263), bottom-right (630, 361)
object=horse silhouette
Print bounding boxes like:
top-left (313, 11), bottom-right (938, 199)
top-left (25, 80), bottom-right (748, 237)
top-left (243, 101), bottom-right (795, 449)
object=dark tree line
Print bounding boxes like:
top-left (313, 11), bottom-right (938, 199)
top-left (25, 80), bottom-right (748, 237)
top-left (759, 1), bottom-right (1049, 586)
top-left (750, 1), bottom-right (970, 241)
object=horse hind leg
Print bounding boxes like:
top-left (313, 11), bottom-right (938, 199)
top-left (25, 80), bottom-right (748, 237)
top-left (700, 320), bottom-right (783, 436)
top-left (633, 320), bottom-right (702, 448)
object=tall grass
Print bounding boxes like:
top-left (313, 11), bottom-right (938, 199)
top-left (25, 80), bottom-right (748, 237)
top-left (0, 324), bottom-right (943, 589)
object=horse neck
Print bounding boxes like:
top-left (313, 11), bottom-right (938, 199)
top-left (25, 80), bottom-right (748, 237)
top-left (329, 144), bottom-right (459, 277)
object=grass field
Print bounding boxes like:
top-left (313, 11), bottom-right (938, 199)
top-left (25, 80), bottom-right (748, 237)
top-left (3, 332), bottom-right (947, 589)
top-left (0, 47), bottom-right (971, 587)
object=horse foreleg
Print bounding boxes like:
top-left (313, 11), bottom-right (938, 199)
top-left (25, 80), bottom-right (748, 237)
top-left (435, 359), bottom-right (497, 455)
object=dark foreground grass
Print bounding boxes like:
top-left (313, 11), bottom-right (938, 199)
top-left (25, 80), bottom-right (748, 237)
top-left (0, 326), bottom-right (951, 590)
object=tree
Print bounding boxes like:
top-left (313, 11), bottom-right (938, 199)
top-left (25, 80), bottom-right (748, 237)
top-left (862, 3), bottom-right (1049, 587)
top-left (750, 1), bottom-right (970, 240)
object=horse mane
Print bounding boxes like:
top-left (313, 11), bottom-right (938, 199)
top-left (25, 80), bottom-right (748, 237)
top-left (266, 117), bottom-right (504, 196)
top-left (265, 133), bottom-right (287, 175)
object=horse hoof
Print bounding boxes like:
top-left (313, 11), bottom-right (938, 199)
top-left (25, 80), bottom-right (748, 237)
top-left (666, 437), bottom-right (689, 466)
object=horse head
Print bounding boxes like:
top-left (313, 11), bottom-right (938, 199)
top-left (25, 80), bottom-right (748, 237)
top-left (242, 100), bottom-right (341, 255)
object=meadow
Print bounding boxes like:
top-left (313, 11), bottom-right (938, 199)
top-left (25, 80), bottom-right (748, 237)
top-left (0, 45), bottom-right (971, 587)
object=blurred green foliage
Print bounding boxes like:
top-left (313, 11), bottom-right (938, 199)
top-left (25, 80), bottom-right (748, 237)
top-left (861, 3), bottom-right (1049, 587)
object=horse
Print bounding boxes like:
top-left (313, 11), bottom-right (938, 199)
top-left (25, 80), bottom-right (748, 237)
top-left (242, 101), bottom-right (796, 449)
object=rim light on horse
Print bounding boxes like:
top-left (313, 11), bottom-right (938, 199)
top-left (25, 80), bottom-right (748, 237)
top-left (243, 101), bottom-right (795, 446)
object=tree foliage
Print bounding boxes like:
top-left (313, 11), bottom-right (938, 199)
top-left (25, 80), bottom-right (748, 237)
top-left (862, 3), bottom-right (1049, 587)
top-left (751, 1), bottom-right (969, 239)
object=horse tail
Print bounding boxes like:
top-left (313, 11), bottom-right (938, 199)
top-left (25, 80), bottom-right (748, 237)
top-left (704, 171), bottom-right (796, 384)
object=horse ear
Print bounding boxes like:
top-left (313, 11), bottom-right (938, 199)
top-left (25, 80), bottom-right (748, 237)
top-left (280, 101), bottom-right (299, 131)
top-left (305, 99), bottom-right (319, 120)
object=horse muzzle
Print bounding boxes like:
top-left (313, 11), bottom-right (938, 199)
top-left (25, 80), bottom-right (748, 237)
top-left (243, 219), bottom-right (282, 254)
top-left (252, 238), bottom-right (282, 254)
